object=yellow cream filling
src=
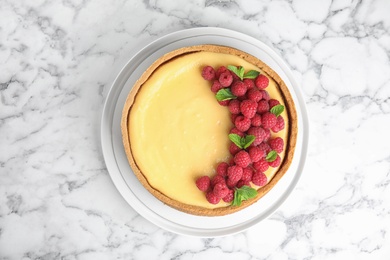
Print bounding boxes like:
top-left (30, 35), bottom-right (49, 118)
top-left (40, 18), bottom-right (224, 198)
top-left (129, 51), bottom-right (288, 209)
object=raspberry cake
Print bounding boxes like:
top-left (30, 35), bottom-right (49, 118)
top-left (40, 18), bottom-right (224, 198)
top-left (121, 45), bottom-right (297, 216)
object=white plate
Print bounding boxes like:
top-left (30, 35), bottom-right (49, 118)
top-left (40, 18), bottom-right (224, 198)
top-left (101, 27), bottom-right (309, 237)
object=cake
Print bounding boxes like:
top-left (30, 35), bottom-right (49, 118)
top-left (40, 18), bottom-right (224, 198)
top-left (121, 44), bottom-right (297, 216)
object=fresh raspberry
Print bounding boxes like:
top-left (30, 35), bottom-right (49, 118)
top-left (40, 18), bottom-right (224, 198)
top-left (240, 100), bottom-right (257, 118)
top-left (261, 112), bottom-right (277, 129)
top-left (201, 66), bottom-right (216, 81)
top-left (219, 71), bottom-right (233, 87)
top-left (229, 142), bottom-right (241, 155)
top-left (251, 114), bottom-right (262, 127)
top-left (227, 165), bottom-right (243, 183)
top-left (234, 115), bottom-right (251, 132)
top-left (230, 127), bottom-right (244, 137)
top-left (248, 146), bottom-right (265, 163)
top-left (247, 126), bottom-right (266, 146)
top-left (269, 137), bottom-right (284, 153)
top-left (236, 180), bottom-right (251, 188)
top-left (206, 191), bottom-right (220, 204)
top-left (216, 162), bottom-right (229, 177)
top-left (268, 99), bottom-right (280, 109)
top-left (231, 81), bottom-right (247, 97)
top-left (243, 78), bottom-right (255, 90)
top-left (237, 93), bottom-right (248, 101)
top-left (213, 183), bottom-right (229, 198)
top-left (252, 171), bottom-right (267, 186)
top-left (222, 189), bottom-right (234, 203)
top-left (241, 167), bottom-right (254, 182)
top-left (255, 74), bottom-right (269, 89)
top-left (228, 99), bottom-right (241, 114)
top-left (268, 155), bottom-right (281, 168)
top-left (216, 66), bottom-right (228, 79)
top-left (226, 177), bottom-right (238, 189)
top-left (211, 80), bottom-right (223, 93)
top-left (258, 142), bottom-right (271, 154)
top-left (260, 90), bottom-right (270, 100)
top-left (257, 100), bottom-right (269, 114)
top-left (228, 157), bottom-right (235, 166)
top-left (234, 150), bottom-right (251, 168)
top-left (247, 88), bottom-right (262, 102)
top-left (211, 175), bottom-right (226, 188)
top-left (231, 113), bottom-right (239, 123)
top-left (196, 176), bottom-right (211, 191)
top-left (271, 116), bottom-right (285, 133)
top-left (218, 100), bottom-right (229, 106)
top-left (253, 158), bottom-right (269, 172)
top-left (263, 128), bottom-right (271, 141)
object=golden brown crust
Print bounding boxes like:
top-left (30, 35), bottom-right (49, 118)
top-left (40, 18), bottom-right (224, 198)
top-left (121, 44), bottom-right (298, 216)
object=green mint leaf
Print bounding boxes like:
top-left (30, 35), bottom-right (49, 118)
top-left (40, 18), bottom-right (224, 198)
top-left (243, 70), bottom-right (260, 79)
top-left (215, 88), bottom-right (236, 101)
top-left (270, 104), bottom-right (285, 117)
top-left (243, 135), bottom-right (255, 149)
top-left (266, 150), bottom-right (277, 162)
top-left (232, 186), bottom-right (258, 206)
top-left (229, 134), bottom-right (244, 149)
top-left (227, 65), bottom-right (244, 80)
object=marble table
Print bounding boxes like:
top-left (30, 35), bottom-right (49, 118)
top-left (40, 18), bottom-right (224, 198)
top-left (1, 0), bottom-right (390, 259)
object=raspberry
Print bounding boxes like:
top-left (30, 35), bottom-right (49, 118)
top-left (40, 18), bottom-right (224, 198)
top-left (219, 71), bottom-right (233, 87)
top-left (236, 180), bottom-right (250, 188)
top-left (247, 126), bottom-right (266, 146)
top-left (261, 112), bottom-right (277, 129)
top-left (255, 74), bottom-right (269, 89)
top-left (206, 191), bottom-right (220, 204)
top-left (230, 71), bottom-right (241, 81)
top-left (227, 165), bottom-right (243, 183)
top-left (218, 100), bottom-right (229, 106)
top-left (234, 150), bottom-right (251, 168)
top-left (231, 113), bottom-right (239, 123)
top-left (231, 81), bottom-right (247, 97)
top-left (216, 162), bottom-right (229, 177)
top-left (271, 116), bottom-right (285, 133)
top-left (240, 100), bottom-right (257, 118)
top-left (258, 142), bottom-right (271, 154)
top-left (229, 142), bottom-right (241, 155)
top-left (269, 137), bottom-right (284, 153)
top-left (196, 176), bottom-right (211, 191)
top-left (211, 175), bottom-right (226, 188)
top-left (202, 66), bottom-right (216, 81)
top-left (243, 78), bottom-right (255, 90)
top-left (252, 171), bottom-right (267, 186)
top-left (268, 99), bottom-right (280, 109)
top-left (241, 167), bottom-right (254, 182)
top-left (248, 146), bottom-right (265, 163)
top-left (263, 128), bottom-right (271, 141)
top-left (228, 99), bottom-right (241, 114)
top-left (251, 114), bottom-right (262, 127)
top-left (211, 80), bottom-right (223, 93)
top-left (234, 115), bottom-right (251, 132)
top-left (230, 127), bottom-right (244, 137)
top-left (228, 157), bottom-right (235, 166)
top-left (216, 66), bottom-right (228, 79)
top-left (253, 158), bottom-right (269, 172)
top-left (226, 178), bottom-right (238, 188)
top-left (222, 189), bottom-right (234, 203)
top-left (237, 93), bottom-right (248, 101)
top-left (269, 155), bottom-right (281, 168)
top-left (257, 100), bottom-right (269, 114)
top-left (213, 183), bottom-right (229, 198)
top-left (260, 90), bottom-right (270, 100)
top-left (247, 88), bottom-right (262, 102)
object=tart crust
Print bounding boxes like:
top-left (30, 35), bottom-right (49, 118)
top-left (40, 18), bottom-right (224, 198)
top-left (121, 44), bottom-right (298, 216)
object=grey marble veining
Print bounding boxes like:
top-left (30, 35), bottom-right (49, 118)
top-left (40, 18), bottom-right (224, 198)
top-left (1, 0), bottom-right (390, 259)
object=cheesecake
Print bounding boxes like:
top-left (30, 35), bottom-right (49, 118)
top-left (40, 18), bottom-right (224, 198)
top-left (121, 45), bottom-right (297, 216)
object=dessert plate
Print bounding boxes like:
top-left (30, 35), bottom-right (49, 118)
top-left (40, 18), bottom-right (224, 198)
top-left (101, 27), bottom-right (309, 237)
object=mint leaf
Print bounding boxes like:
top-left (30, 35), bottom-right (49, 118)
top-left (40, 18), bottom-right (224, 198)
top-left (215, 88), bottom-right (236, 101)
top-left (243, 70), bottom-right (260, 79)
top-left (228, 134), bottom-right (255, 149)
top-left (243, 135), bottom-right (255, 149)
top-left (266, 150), bottom-right (277, 162)
top-left (232, 186), bottom-right (258, 206)
top-left (270, 104), bottom-right (284, 117)
top-left (227, 65), bottom-right (244, 80)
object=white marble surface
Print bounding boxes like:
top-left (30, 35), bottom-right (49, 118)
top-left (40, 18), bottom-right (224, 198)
top-left (1, 0), bottom-right (390, 259)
